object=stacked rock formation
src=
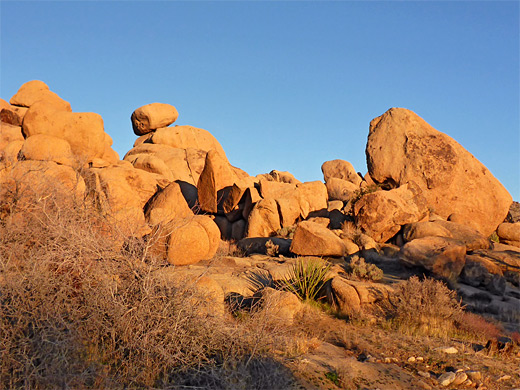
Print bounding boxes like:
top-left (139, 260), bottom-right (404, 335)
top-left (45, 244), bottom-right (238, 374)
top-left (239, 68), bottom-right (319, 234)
top-left (1, 81), bottom-right (518, 291)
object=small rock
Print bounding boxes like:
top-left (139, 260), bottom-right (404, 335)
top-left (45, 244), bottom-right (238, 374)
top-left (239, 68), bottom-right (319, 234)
top-left (497, 375), bottom-right (511, 382)
top-left (408, 356), bottom-right (416, 363)
top-left (466, 370), bottom-right (482, 381)
top-left (416, 356), bottom-right (424, 362)
top-left (437, 371), bottom-right (456, 387)
top-left (435, 346), bottom-right (458, 354)
top-left (452, 372), bottom-right (468, 385)
top-left (418, 371), bottom-right (430, 379)
top-left (384, 357), bottom-right (392, 363)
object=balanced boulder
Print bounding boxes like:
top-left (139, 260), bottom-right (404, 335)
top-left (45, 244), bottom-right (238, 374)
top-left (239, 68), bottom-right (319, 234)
top-left (131, 103), bottom-right (178, 136)
top-left (322, 159), bottom-right (362, 186)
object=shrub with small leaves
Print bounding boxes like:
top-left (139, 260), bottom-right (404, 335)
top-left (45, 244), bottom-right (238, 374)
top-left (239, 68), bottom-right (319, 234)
top-left (345, 255), bottom-right (383, 281)
top-left (265, 239), bottom-right (280, 257)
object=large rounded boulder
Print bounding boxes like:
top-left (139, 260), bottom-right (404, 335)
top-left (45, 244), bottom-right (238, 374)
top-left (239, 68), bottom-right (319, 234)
top-left (366, 108), bottom-right (512, 236)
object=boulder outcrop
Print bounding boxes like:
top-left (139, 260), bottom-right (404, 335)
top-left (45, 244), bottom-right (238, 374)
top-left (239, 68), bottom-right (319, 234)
top-left (354, 181), bottom-right (428, 242)
top-left (366, 107), bottom-right (512, 236)
top-left (400, 236), bottom-right (467, 280)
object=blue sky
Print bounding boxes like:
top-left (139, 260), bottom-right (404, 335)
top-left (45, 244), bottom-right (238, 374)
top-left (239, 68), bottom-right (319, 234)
top-left (1, 1), bottom-right (519, 200)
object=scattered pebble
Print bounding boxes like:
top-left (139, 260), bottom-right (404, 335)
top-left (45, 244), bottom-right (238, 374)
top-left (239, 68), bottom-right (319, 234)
top-left (384, 357), bottom-right (392, 363)
top-left (418, 370), bottom-right (430, 379)
top-left (466, 370), bottom-right (482, 381)
top-left (497, 375), bottom-right (511, 382)
top-left (437, 371), bottom-right (456, 387)
top-left (416, 356), bottom-right (424, 362)
top-left (408, 356), bottom-right (416, 363)
top-left (452, 372), bottom-right (468, 385)
top-left (435, 346), bottom-right (458, 354)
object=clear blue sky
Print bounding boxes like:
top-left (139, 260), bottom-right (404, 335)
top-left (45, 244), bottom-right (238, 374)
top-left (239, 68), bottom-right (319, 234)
top-left (1, 1), bottom-right (519, 200)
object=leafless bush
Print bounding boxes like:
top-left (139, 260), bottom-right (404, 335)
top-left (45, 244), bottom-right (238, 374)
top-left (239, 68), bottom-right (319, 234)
top-left (388, 276), bottom-right (464, 338)
top-left (0, 170), bottom-right (298, 389)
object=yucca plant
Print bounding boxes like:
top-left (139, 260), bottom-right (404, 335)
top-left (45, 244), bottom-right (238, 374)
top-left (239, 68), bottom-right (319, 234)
top-left (281, 258), bottom-right (332, 301)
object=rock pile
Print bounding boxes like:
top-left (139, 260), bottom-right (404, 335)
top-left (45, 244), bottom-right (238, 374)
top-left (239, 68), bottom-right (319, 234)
top-left (1, 80), bottom-right (518, 293)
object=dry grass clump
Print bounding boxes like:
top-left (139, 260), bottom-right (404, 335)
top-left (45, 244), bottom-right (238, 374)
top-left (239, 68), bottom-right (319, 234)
top-left (0, 178), bottom-right (296, 389)
top-left (388, 276), bottom-right (464, 338)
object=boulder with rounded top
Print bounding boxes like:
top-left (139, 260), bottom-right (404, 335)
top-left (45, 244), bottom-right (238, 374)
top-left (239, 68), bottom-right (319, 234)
top-left (245, 198), bottom-right (281, 238)
top-left (144, 181), bottom-right (193, 226)
top-left (151, 215), bottom-right (220, 265)
top-left (366, 107), bottom-right (512, 236)
top-left (290, 220), bottom-right (346, 257)
top-left (325, 177), bottom-right (359, 202)
top-left (322, 159), bottom-right (362, 186)
top-left (19, 134), bottom-right (75, 166)
top-left (131, 103), bottom-right (178, 136)
top-left (10, 80), bottom-right (71, 111)
top-left (400, 236), bottom-right (467, 280)
top-left (150, 125), bottom-right (227, 158)
top-left (22, 101), bottom-right (106, 163)
top-left (354, 181), bottom-right (428, 242)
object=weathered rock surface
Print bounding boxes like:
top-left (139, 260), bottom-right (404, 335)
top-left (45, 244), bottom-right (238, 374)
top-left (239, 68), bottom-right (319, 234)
top-left (237, 237), bottom-right (292, 256)
top-left (131, 103), bottom-right (178, 136)
top-left (259, 169), bottom-right (301, 184)
top-left (22, 101), bottom-right (106, 163)
top-left (1, 105), bottom-right (28, 126)
top-left (246, 198), bottom-right (281, 238)
top-left (322, 159), bottom-right (362, 186)
top-left (497, 222), bottom-right (520, 247)
top-left (400, 236), bottom-right (467, 280)
top-left (354, 182), bottom-right (428, 242)
top-left (151, 215), bottom-right (220, 265)
top-left (0, 122), bottom-right (24, 150)
top-left (144, 181), bottom-right (193, 226)
top-left (403, 220), bottom-right (489, 251)
top-left (366, 107), bottom-right (512, 236)
top-left (150, 125), bottom-right (227, 158)
top-left (290, 221), bottom-right (346, 256)
top-left (0, 160), bottom-right (85, 212)
top-left (10, 80), bottom-right (71, 111)
top-left (325, 177), bottom-right (359, 202)
top-left (197, 149), bottom-right (248, 213)
top-left (403, 221), bottom-right (453, 242)
top-left (255, 287), bottom-right (303, 324)
top-left (19, 134), bottom-right (75, 166)
top-left (327, 276), bottom-right (393, 314)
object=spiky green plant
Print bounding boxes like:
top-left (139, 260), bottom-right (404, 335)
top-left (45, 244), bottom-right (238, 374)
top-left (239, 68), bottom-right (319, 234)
top-left (281, 258), bottom-right (331, 301)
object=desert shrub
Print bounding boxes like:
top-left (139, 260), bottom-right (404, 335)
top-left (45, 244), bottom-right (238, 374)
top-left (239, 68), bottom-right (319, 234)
top-left (389, 276), bottom-right (464, 338)
top-left (454, 311), bottom-right (504, 342)
top-left (281, 258), bottom-right (331, 301)
top-left (345, 255), bottom-right (383, 281)
top-left (265, 239), bottom-right (280, 257)
top-left (0, 175), bottom-right (296, 389)
top-left (276, 224), bottom-right (297, 239)
top-left (489, 231), bottom-right (500, 243)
